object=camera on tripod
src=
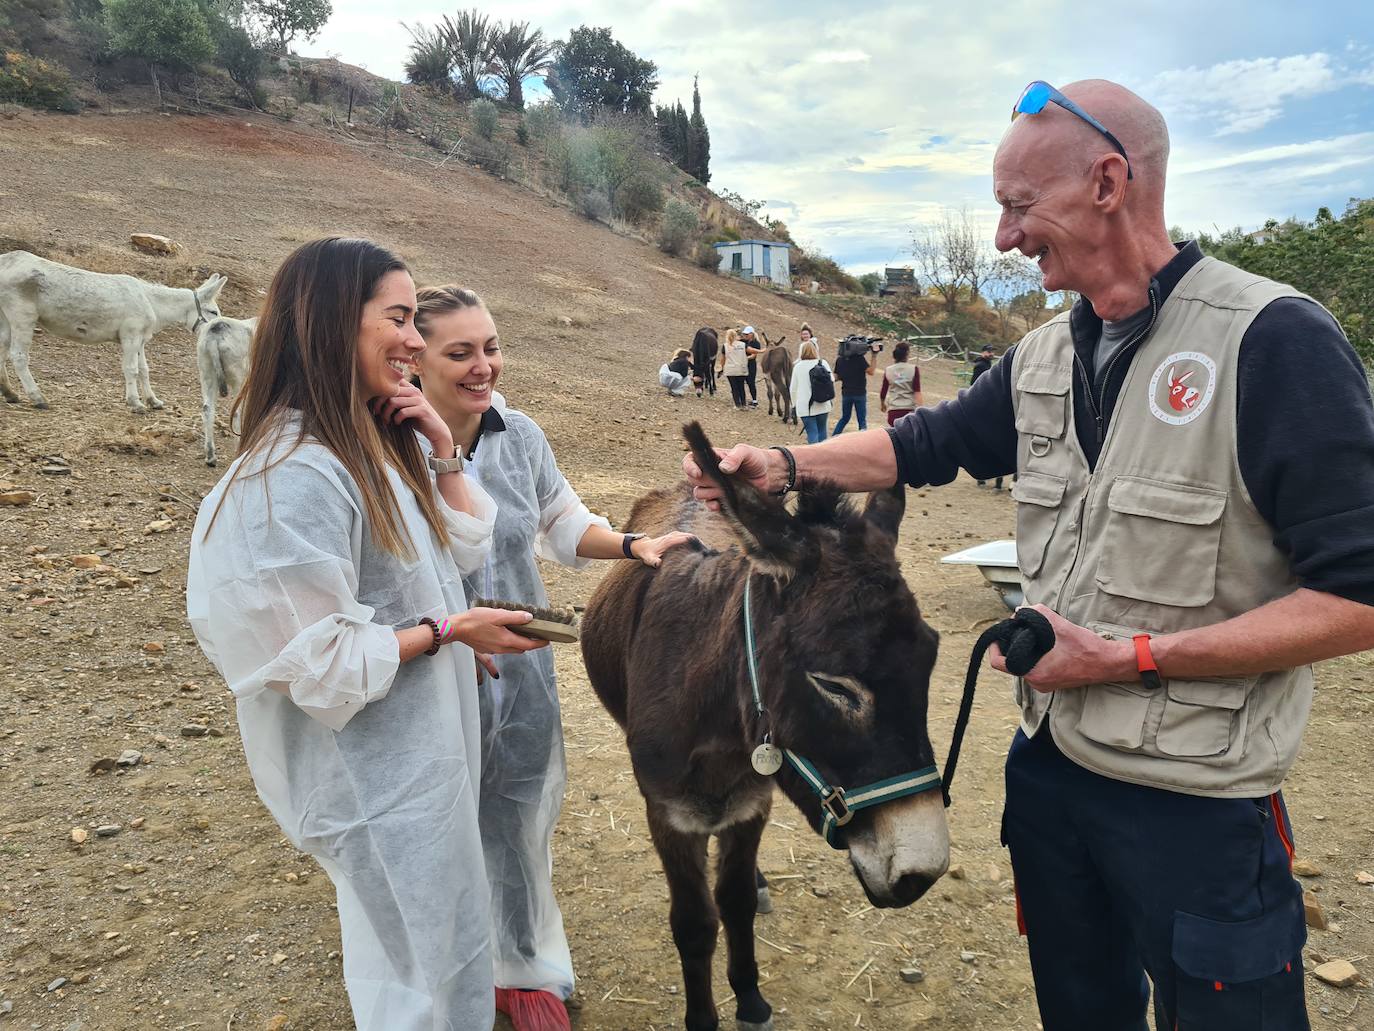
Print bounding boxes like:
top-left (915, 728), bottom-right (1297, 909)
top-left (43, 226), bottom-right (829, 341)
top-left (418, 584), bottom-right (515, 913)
top-left (838, 334), bottom-right (884, 360)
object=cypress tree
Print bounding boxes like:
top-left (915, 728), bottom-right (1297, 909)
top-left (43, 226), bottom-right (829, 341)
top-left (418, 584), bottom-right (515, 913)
top-left (689, 74), bottom-right (711, 185)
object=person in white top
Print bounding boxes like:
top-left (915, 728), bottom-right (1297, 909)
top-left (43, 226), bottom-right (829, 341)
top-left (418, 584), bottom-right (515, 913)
top-left (789, 339), bottom-right (834, 443)
top-left (718, 328), bottom-right (760, 410)
top-left (187, 238), bottom-right (546, 1031)
top-left (797, 322), bottom-right (816, 359)
top-left (411, 285), bottom-right (693, 1031)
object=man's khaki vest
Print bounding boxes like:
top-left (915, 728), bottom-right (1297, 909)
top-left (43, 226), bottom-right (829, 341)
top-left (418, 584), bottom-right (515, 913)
top-left (1009, 256), bottom-right (1313, 797)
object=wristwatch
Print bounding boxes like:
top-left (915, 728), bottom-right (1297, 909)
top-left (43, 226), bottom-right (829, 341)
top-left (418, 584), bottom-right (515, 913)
top-left (622, 533), bottom-right (645, 558)
top-left (427, 449), bottom-right (465, 475)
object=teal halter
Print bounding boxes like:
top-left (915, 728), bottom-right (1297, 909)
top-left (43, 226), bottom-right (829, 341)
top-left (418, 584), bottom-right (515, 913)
top-left (742, 578), bottom-right (942, 849)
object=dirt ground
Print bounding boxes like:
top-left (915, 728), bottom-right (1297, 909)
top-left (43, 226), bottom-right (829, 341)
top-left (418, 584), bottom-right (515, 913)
top-left (1, 109), bottom-right (1371, 1031)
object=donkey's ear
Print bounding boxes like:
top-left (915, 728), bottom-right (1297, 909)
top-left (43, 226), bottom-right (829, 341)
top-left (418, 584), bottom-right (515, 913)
top-left (200, 273), bottom-right (227, 299)
top-left (683, 421), bottom-right (809, 578)
top-left (862, 483), bottom-right (906, 542)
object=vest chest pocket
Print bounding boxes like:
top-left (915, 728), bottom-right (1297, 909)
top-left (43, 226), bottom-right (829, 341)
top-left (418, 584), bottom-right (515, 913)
top-left (1015, 363), bottom-right (1072, 440)
top-left (1096, 477), bottom-right (1227, 608)
top-left (1011, 471), bottom-right (1067, 579)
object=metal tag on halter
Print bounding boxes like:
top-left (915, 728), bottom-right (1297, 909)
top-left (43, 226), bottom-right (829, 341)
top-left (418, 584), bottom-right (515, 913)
top-left (751, 742), bottom-right (783, 776)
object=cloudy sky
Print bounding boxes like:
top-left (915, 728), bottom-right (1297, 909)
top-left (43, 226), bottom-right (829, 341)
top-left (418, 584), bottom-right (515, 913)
top-left (303, 1), bottom-right (1374, 274)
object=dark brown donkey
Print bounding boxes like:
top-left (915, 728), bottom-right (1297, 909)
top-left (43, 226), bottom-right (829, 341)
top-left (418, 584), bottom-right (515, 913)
top-left (581, 423), bottom-right (949, 1031)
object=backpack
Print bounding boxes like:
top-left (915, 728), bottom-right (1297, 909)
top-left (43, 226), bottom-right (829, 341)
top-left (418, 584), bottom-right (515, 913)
top-left (808, 360), bottom-right (835, 404)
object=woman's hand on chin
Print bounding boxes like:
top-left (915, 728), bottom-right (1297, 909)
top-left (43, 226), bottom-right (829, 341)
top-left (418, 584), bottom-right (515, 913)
top-left (371, 381), bottom-right (455, 457)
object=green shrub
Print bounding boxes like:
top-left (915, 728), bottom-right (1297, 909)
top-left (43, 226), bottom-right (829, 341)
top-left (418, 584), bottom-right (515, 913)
top-left (515, 118), bottom-right (528, 146)
top-left (524, 99), bottom-right (561, 138)
top-left (617, 174), bottom-right (663, 224)
top-left (858, 271), bottom-right (882, 295)
top-left (72, 11), bottom-right (113, 63)
top-left (106, 0), bottom-right (214, 104)
top-left (718, 224), bottom-right (741, 241)
top-left (658, 199), bottom-right (698, 255)
top-left (465, 136), bottom-right (509, 177)
top-left (693, 241), bottom-right (719, 269)
top-left (372, 83), bottom-right (410, 129)
top-left (469, 96), bottom-right (498, 140)
top-left (0, 49), bottom-right (80, 112)
top-left (213, 20), bottom-right (263, 108)
top-left (578, 188), bottom-right (611, 222)
top-left (932, 310), bottom-right (987, 349)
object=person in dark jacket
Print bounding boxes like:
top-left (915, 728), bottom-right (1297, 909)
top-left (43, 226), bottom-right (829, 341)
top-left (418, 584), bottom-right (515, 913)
top-left (685, 78), bottom-right (1374, 1031)
top-left (968, 345), bottom-right (1009, 488)
top-left (831, 341), bottom-right (875, 433)
top-left (970, 344), bottom-right (995, 384)
top-left (740, 326), bottom-right (762, 406)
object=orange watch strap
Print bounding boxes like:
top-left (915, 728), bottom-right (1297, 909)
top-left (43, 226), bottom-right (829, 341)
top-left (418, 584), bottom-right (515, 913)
top-left (1132, 634), bottom-right (1162, 690)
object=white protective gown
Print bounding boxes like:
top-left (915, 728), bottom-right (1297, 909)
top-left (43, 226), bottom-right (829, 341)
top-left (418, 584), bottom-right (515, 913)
top-left (463, 393), bottom-right (609, 999)
top-left (187, 417), bottom-right (498, 1031)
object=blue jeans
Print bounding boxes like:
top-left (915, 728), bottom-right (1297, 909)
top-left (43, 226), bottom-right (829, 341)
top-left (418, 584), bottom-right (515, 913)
top-left (801, 414), bottom-right (828, 443)
top-left (832, 394), bottom-right (866, 433)
top-left (1003, 728), bottom-right (1308, 1031)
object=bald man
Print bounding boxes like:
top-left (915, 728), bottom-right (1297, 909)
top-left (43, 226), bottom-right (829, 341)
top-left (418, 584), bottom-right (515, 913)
top-left (685, 79), bottom-right (1374, 1029)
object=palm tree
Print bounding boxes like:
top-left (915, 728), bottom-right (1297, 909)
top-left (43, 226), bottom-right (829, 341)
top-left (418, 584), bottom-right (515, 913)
top-left (490, 21), bottom-right (557, 110)
top-left (437, 9), bottom-right (495, 101)
top-left (402, 22), bottom-right (453, 91)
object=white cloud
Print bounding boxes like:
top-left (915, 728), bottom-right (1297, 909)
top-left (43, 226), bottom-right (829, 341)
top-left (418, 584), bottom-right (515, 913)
top-left (302, 4), bottom-right (1374, 272)
top-left (810, 50), bottom-right (870, 64)
top-left (1148, 53), bottom-right (1346, 135)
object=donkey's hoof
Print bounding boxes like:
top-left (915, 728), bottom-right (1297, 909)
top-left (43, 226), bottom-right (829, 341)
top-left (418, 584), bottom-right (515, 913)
top-left (148, 398), bottom-right (165, 410)
top-left (756, 886), bottom-right (773, 915)
top-left (129, 403), bottom-right (147, 414)
top-left (33, 400), bottom-right (49, 410)
top-left (737, 1019), bottom-right (774, 1031)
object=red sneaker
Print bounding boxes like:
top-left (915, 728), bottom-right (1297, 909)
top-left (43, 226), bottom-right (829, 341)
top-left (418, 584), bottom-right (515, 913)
top-left (495, 988), bottom-right (571, 1031)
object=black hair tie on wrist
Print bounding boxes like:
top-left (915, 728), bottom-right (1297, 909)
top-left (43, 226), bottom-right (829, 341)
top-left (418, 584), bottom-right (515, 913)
top-left (622, 533), bottom-right (644, 559)
top-left (769, 446), bottom-right (797, 495)
top-left (418, 617), bottom-right (442, 656)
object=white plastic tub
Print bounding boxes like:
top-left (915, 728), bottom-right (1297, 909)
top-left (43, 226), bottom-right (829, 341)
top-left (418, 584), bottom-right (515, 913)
top-left (940, 540), bottom-right (1023, 610)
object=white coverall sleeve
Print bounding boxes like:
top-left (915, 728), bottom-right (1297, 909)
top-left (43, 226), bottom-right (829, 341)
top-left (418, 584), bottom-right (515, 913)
top-left (528, 423), bottom-right (610, 568)
top-left (188, 459), bottom-right (400, 732)
top-left (436, 473), bottom-right (498, 575)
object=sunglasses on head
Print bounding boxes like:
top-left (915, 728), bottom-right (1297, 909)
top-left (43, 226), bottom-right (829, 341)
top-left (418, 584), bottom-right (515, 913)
top-left (1013, 80), bottom-right (1133, 180)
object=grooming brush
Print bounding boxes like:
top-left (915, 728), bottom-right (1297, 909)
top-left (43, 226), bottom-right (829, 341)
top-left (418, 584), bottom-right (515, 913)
top-left (475, 599), bottom-right (580, 644)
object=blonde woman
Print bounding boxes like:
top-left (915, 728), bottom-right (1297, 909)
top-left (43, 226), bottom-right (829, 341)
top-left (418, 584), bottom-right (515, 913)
top-left (789, 338), bottom-right (834, 443)
top-left (718, 328), bottom-right (758, 410)
top-left (187, 239), bottom-right (546, 1029)
top-left (412, 286), bottom-right (693, 1031)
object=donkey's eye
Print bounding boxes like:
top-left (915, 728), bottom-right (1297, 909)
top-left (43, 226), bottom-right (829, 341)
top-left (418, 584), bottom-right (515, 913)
top-left (807, 673), bottom-right (865, 709)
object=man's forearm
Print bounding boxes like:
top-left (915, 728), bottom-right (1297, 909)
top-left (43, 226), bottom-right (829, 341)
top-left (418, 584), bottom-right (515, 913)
top-left (794, 428), bottom-right (899, 491)
top-left (1153, 587), bottom-right (1374, 678)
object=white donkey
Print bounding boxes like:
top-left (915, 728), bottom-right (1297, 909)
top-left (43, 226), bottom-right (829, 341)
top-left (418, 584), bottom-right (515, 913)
top-left (196, 314), bottom-right (257, 466)
top-left (0, 251), bottom-right (226, 413)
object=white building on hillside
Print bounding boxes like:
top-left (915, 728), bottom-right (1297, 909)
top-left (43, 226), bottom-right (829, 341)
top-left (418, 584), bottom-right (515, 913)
top-left (713, 239), bottom-right (791, 289)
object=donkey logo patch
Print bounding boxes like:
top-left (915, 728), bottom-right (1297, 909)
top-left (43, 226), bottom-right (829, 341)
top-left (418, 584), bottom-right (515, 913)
top-left (1148, 352), bottom-right (1217, 426)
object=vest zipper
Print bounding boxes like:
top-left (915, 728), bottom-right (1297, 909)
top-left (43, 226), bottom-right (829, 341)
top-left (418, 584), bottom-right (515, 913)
top-left (1053, 286), bottom-right (1163, 622)
top-left (1098, 288), bottom-right (1160, 424)
top-left (1080, 288), bottom-right (1162, 445)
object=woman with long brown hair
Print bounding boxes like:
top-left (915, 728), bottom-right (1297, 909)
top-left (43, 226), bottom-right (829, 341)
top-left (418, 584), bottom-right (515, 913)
top-left (187, 238), bottom-right (542, 1029)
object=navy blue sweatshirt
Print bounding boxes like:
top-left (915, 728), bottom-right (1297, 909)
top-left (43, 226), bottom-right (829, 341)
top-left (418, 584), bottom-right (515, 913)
top-left (888, 242), bottom-right (1374, 607)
